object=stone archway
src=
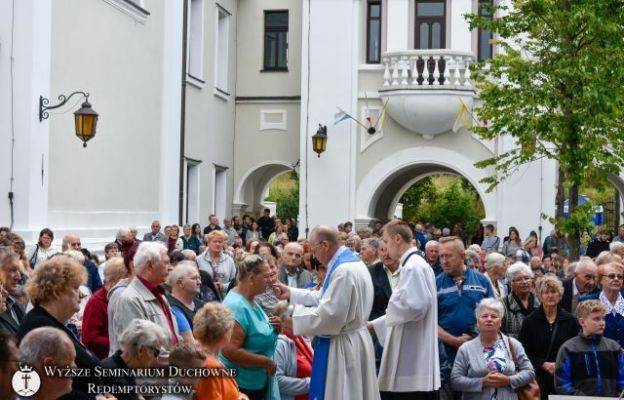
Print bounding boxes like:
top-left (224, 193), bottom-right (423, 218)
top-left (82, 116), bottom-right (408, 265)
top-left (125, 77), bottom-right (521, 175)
top-left (233, 161), bottom-right (293, 216)
top-left (356, 146), bottom-right (497, 226)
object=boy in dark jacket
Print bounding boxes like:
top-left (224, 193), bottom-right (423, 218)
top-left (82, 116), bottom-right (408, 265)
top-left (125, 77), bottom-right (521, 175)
top-left (555, 299), bottom-right (624, 396)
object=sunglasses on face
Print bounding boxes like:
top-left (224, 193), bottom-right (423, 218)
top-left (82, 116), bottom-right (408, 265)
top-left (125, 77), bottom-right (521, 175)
top-left (604, 273), bottom-right (624, 281)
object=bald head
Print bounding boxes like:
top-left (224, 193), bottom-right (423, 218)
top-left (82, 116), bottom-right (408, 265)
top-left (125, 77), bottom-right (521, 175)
top-left (282, 242), bottom-right (303, 271)
top-left (62, 234), bottom-right (81, 251)
top-left (20, 327), bottom-right (75, 368)
top-left (116, 227), bottom-right (131, 241)
top-left (574, 257), bottom-right (598, 293)
top-left (20, 327), bottom-right (75, 399)
top-left (310, 225), bottom-right (339, 246)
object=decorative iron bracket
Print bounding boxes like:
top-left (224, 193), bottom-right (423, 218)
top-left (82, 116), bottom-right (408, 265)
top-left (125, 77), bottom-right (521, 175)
top-left (39, 91), bottom-right (89, 121)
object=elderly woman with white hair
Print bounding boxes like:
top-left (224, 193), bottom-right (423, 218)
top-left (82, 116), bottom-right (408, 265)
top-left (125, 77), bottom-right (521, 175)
top-left (451, 298), bottom-right (535, 400)
top-left (359, 237), bottom-right (381, 267)
top-left (501, 262), bottom-right (540, 338)
top-left (519, 275), bottom-right (579, 399)
top-left (100, 319), bottom-right (167, 400)
top-left (484, 253), bottom-right (507, 299)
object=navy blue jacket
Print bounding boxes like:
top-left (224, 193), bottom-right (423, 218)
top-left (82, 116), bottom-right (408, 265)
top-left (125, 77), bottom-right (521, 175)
top-left (84, 259), bottom-right (103, 293)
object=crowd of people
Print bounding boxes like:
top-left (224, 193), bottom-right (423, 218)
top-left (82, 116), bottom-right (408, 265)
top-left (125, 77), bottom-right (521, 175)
top-left (1, 213), bottom-right (624, 399)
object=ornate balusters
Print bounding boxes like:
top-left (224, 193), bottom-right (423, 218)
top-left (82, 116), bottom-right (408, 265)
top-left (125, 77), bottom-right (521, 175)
top-left (381, 52), bottom-right (474, 88)
top-left (400, 56), bottom-right (409, 85)
top-left (443, 55), bottom-right (451, 85)
top-left (453, 57), bottom-right (462, 86)
top-left (463, 58), bottom-right (473, 88)
top-left (423, 57), bottom-right (431, 86)
top-left (391, 57), bottom-right (399, 86)
top-left (411, 56), bottom-right (419, 85)
top-left (383, 57), bottom-right (391, 87)
top-left (432, 56), bottom-right (441, 86)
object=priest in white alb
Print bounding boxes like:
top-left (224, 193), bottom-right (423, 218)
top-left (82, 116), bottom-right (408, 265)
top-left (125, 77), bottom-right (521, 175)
top-left (274, 225), bottom-right (380, 400)
top-left (369, 219), bottom-right (440, 400)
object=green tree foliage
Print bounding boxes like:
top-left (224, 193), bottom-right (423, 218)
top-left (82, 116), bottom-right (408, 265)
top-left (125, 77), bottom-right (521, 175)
top-left (401, 175), bottom-right (484, 239)
top-left (265, 174), bottom-right (299, 220)
top-left (466, 0), bottom-right (624, 260)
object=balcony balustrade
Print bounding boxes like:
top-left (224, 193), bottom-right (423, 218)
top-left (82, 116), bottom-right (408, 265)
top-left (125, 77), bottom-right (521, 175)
top-left (381, 50), bottom-right (475, 89)
top-left (378, 50), bottom-right (477, 139)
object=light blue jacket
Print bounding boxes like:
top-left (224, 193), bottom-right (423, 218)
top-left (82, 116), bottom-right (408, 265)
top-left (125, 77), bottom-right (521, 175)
top-left (275, 334), bottom-right (311, 400)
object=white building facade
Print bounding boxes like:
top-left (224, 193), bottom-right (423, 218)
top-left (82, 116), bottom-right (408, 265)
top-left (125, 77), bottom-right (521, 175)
top-left (3, 0), bottom-right (621, 249)
top-left (292, 0), bottom-right (560, 240)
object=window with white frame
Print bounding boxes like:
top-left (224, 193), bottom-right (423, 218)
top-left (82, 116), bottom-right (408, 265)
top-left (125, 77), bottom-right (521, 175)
top-left (215, 5), bottom-right (230, 94)
top-left (478, 0), bottom-right (493, 61)
top-left (415, 0), bottom-right (446, 49)
top-left (188, 0), bottom-right (205, 80)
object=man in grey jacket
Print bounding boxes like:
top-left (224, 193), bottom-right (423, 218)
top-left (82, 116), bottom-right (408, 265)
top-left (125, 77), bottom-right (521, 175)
top-left (108, 241), bottom-right (179, 353)
top-left (277, 242), bottom-right (313, 288)
top-left (143, 220), bottom-right (167, 242)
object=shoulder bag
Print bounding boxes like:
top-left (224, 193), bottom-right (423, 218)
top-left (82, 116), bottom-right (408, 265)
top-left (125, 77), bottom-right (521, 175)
top-left (28, 244), bottom-right (39, 269)
top-left (505, 335), bottom-right (541, 400)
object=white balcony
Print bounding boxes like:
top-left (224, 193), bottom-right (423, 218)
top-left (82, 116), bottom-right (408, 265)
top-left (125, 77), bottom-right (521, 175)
top-left (379, 50), bottom-right (476, 139)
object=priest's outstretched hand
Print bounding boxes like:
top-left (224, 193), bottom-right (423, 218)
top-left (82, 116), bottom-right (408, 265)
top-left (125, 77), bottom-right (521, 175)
top-left (273, 282), bottom-right (290, 300)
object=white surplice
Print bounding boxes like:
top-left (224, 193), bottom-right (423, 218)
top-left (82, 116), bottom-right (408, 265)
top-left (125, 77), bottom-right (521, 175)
top-left (290, 256), bottom-right (380, 400)
top-left (372, 248), bottom-right (441, 392)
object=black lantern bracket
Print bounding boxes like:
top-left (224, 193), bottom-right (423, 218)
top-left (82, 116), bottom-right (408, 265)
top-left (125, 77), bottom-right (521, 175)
top-left (39, 91), bottom-right (90, 121)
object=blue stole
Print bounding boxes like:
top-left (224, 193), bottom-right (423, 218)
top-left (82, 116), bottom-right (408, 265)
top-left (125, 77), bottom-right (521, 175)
top-left (309, 247), bottom-right (361, 400)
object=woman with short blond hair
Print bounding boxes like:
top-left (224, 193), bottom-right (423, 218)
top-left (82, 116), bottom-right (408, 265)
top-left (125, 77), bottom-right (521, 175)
top-left (18, 255), bottom-right (104, 399)
top-left (197, 230), bottom-right (236, 297)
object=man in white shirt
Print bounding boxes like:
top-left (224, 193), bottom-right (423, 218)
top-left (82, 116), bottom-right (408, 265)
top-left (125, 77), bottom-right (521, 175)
top-left (369, 219), bottom-right (440, 400)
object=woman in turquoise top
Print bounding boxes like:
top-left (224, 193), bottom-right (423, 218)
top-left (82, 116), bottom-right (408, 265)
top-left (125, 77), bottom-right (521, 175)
top-left (222, 255), bottom-right (280, 400)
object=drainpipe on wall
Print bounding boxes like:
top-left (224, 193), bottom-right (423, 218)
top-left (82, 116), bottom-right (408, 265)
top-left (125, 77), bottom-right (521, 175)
top-left (178, 0), bottom-right (189, 225)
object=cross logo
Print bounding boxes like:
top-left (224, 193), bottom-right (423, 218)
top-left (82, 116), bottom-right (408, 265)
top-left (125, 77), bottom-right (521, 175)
top-left (11, 363), bottom-right (41, 397)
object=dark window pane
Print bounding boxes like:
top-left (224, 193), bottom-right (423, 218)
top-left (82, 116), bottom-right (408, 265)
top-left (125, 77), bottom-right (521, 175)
top-left (417, 3), bottom-right (444, 17)
top-left (369, 20), bottom-right (380, 62)
top-left (277, 32), bottom-right (288, 67)
top-left (479, 30), bottom-right (491, 60)
top-left (264, 11), bottom-right (288, 69)
top-left (432, 22), bottom-right (441, 49)
top-left (479, 0), bottom-right (493, 17)
top-left (266, 11), bottom-right (288, 28)
top-left (264, 32), bottom-right (277, 67)
top-left (419, 23), bottom-right (429, 49)
top-left (370, 3), bottom-right (381, 18)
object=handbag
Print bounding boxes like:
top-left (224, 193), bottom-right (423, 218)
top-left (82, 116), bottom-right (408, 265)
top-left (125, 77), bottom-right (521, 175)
top-left (504, 335), bottom-right (541, 400)
top-left (28, 244), bottom-right (39, 268)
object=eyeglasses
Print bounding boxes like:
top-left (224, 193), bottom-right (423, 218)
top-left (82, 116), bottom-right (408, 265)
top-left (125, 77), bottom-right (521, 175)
top-left (310, 242), bottom-right (324, 251)
top-left (512, 276), bottom-right (532, 283)
top-left (147, 346), bottom-right (164, 357)
top-left (604, 273), bottom-right (624, 281)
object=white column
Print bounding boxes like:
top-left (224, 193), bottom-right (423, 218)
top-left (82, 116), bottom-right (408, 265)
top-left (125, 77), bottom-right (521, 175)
top-left (0, 0), bottom-right (53, 242)
top-left (386, 0), bottom-right (409, 51)
top-left (449, 0), bottom-right (472, 51)
top-left (159, 0), bottom-right (184, 223)
top-left (299, 0), bottom-right (359, 235)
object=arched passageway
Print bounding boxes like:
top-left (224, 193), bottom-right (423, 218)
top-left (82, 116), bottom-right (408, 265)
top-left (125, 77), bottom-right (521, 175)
top-left (356, 147), bottom-right (497, 227)
top-left (234, 161), bottom-right (293, 216)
